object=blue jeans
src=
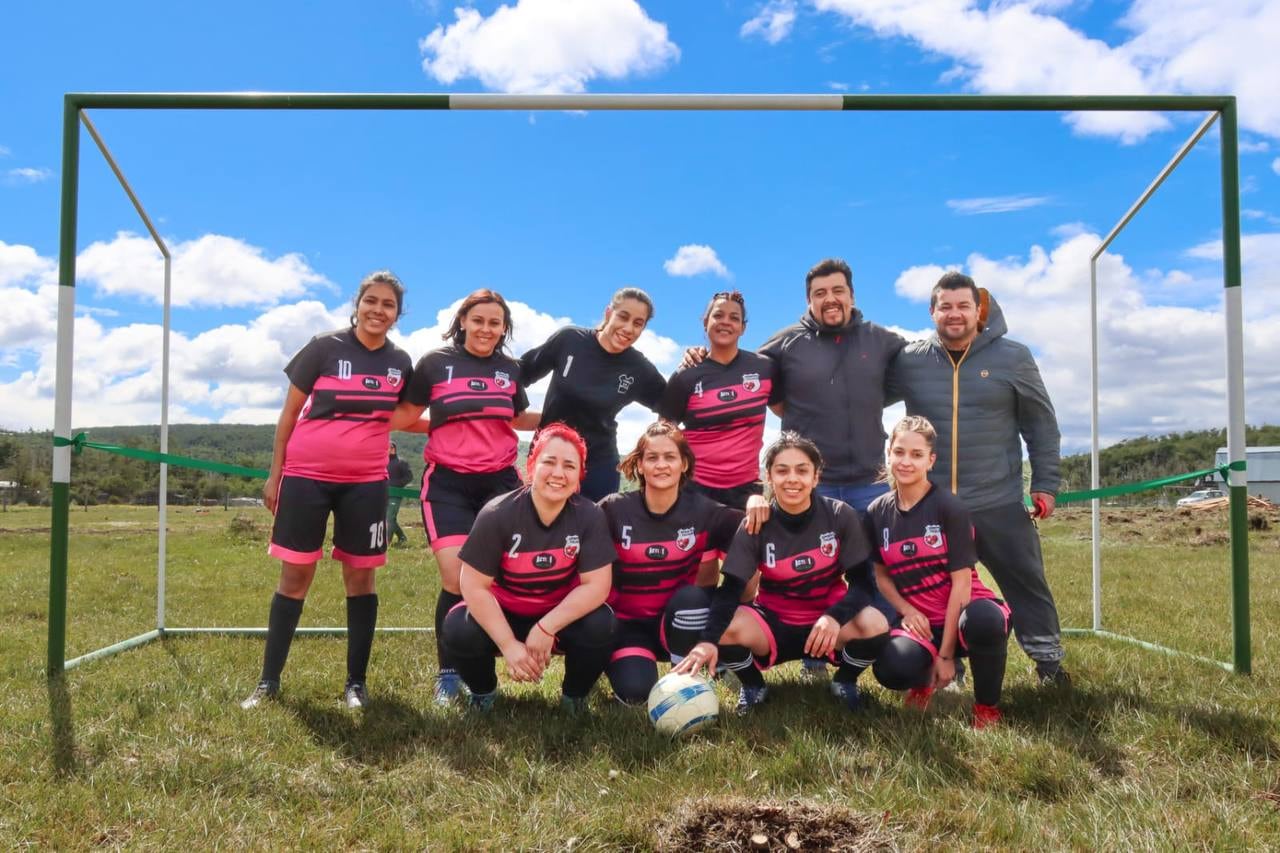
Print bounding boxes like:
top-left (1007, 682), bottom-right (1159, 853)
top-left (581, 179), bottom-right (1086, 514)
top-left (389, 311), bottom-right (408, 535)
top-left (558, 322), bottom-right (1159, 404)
top-left (816, 481), bottom-right (895, 621)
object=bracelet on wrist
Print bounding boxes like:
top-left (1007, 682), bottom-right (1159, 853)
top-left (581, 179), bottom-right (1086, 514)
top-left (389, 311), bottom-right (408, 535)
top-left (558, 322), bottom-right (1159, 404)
top-left (938, 655), bottom-right (953, 661)
top-left (534, 621), bottom-right (555, 639)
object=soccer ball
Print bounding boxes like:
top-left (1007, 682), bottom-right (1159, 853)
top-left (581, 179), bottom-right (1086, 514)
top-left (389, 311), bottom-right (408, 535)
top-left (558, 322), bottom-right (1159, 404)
top-left (647, 672), bottom-right (719, 736)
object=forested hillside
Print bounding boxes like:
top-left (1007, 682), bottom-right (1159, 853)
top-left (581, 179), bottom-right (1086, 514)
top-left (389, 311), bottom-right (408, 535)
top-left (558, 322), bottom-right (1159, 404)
top-left (4, 423), bottom-right (1276, 506)
top-left (0, 425), bottom-right (431, 506)
top-left (1058, 425), bottom-right (1280, 495)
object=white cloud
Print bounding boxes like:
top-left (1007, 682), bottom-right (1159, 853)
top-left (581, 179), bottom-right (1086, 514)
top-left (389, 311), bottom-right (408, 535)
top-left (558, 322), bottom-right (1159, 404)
top-left (663, 244), bottom-right (731, 278)
top-left (6, 167), bottom-right (51, 184)
top-left (0, 145), bottom-right (11, 157)
top-left (812, 0), bottom-right (1280, 143)
top-left (742, 1), bottom-right (798, 44)
top-left (0, 240), bottom-right (56, 288)
top-left (76, 231), bottom-right (330, 308)
top-left (420, 0), bottom-right (679, 94)
top-left (946, 194), bottom-right (1051, 215)
top-left (826, 81), bottom-right (849, 91)
top-left (1240, 139), bottom-right (1270, 154)
top-left (1272, 157), bottom-right (1280, 176)
top-left (892, 228), bottom-right (1280, 451)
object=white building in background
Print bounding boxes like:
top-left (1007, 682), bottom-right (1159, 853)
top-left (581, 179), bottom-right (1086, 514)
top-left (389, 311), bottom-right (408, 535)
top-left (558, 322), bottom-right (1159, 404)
top-left (1214, 447), bottom-right (1280, 503)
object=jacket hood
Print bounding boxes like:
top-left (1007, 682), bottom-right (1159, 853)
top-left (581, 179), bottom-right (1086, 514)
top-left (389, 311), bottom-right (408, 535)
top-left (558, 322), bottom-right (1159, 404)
top-left (799, 305), bottom-right (865, 335)
top-left (931, 290), bottom-right (1007, 355)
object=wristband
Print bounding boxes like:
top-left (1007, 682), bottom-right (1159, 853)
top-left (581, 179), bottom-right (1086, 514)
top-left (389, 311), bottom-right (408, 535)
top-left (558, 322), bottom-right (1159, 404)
top-left (534, 621), bottom-right (556, 639)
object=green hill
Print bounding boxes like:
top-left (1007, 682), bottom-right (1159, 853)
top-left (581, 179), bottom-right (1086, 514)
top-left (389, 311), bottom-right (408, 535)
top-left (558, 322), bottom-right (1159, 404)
top-left (1059, 425), bottom-right (1280, 499)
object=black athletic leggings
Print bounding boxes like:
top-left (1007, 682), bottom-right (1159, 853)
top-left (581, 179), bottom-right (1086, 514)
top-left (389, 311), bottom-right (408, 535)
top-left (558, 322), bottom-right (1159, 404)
top-left (872, 598), bottom-right (1010, 706)
top-left (443, 602), bottom-right (616, 699)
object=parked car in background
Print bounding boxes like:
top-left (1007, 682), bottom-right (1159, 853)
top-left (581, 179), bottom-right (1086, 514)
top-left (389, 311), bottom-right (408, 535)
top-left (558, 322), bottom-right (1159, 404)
top-left (1176, 488), bottom-right (1226, 507)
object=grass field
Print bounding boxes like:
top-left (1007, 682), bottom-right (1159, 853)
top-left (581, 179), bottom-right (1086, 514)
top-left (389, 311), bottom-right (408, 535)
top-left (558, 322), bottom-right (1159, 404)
top-left (4, 502), bottom-right (1280, 849)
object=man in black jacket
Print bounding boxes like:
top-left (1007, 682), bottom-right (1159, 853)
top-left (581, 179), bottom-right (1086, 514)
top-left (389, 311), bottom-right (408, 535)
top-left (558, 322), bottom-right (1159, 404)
top-left (386, 441), bottom-right (413, 547)
top-left (759, 258), bottom-right (907, 512)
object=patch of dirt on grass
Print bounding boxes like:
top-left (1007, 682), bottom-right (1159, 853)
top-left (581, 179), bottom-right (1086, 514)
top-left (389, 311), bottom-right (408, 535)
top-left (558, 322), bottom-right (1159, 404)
top-left (658, 798), bottom-right (896, 852)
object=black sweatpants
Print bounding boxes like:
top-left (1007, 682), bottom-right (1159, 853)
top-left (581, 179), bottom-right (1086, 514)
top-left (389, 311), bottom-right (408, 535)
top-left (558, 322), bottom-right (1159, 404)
top-left (970, 502), bottom-right (1065, 667)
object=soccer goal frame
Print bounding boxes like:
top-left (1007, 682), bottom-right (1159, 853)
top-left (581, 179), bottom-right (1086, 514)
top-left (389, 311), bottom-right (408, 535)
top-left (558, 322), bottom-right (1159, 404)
top-left (46, 92), bottom-right (1250, 676)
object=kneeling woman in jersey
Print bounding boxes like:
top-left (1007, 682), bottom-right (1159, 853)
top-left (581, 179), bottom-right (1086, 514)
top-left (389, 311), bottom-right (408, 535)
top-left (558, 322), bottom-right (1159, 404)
top-left (442, 424), bottom-right (617, 712)
top-left (395, 289), bottom-right (539, 704)
top-left (866, 416), bottom-right (1011, 729)
top-left (242, 271), bottom-right (414, 710)
top-left (598, 421), bottom-right (743, 704)
top-left (671, 433), bottom-right (890, 713)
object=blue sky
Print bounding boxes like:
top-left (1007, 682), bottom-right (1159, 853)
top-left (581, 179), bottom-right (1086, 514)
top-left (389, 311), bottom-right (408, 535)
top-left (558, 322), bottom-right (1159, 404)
top-left (2, 0), bottom-right (1278, 456)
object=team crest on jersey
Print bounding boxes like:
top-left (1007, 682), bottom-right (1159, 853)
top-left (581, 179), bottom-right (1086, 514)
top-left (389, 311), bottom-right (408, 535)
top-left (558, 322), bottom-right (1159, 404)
top-left (676, 527), bottom-right (697, 552)
top-left (386, 368), bottom-right (402, 388)
top-left (494, 371), bottom-right (511, 389)
top-left (819, 531), bottom-right (838, 558)
top-left (923, 524), bottom-right (943, 549)
top-left (742, 373), bottom-right (760, 393)
top-left (617, 374), bottom-right (635, 395)
top-left (563, 535), bottom-right (580, 559)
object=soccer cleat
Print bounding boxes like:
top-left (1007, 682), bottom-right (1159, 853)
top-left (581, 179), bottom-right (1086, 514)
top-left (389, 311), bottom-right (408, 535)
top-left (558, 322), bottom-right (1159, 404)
top-left (343, 681), bottom-right (368, 710)
top-left (734, 685), bottom-right (769, 715)
top-left (904, 685), bottom-right (935, 711)
top-left (468, 690), bottom-right (497, 713)
top-left (800, 657), bottom-right (829, 682)
top-left (944, 659), bottom-right (966, 693)
top-left (972, 703), bottom-right (1002, 729)
top-left (829, 680), bottom-right (863, 712)
top-left (1036, 664), bottom-right (1072, 688)
top-left (434, 670), bottom-right (465, 705)
top-left (559, 694), bottom-right (589, 715)
top-left (239, 679), bottom-right (279, 710)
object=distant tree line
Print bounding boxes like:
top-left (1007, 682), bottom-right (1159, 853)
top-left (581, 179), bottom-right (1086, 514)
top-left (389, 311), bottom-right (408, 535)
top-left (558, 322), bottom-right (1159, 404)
top-left (1058, 425), bottom-right (1280, 504)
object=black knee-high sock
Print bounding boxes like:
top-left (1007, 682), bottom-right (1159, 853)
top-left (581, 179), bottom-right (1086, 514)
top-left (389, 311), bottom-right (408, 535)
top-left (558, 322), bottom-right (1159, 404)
top-left (260, 593), bottom-right (304, 683)
top-left (436, 590), bottom-right (462, 672)
top-left (720, 644), bottom-right (764, 688)
top-left (834, 633), bottom-right (889, 684)
top-left (346, 593), bottom-right (378, 686)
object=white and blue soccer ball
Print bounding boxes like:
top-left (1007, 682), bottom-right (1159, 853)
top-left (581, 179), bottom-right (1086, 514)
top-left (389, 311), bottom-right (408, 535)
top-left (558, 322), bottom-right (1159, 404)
top-left (647, 672), bottom-right (719, 736)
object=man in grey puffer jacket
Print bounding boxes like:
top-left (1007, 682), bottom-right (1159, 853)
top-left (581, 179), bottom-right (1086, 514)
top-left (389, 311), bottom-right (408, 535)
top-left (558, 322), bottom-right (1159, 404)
top-left (887, 271), bottom-right (1069, 684)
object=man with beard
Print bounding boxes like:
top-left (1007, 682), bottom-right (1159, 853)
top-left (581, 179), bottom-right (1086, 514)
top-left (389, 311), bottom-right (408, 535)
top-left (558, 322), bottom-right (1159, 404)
top-left (887, 271), bottom-right (1069, 685)
top-left (757, 258), bottom-right (907, 514)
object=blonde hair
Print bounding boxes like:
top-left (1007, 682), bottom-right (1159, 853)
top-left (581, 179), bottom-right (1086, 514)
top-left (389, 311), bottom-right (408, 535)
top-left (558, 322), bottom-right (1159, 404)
top-left (881, 415), bottom-right (937, 491)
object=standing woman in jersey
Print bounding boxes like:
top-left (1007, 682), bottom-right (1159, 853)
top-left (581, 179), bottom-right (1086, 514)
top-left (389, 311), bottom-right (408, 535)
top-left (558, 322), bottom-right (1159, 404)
top-left (442, 424), bottom-right (617, 712)
top-left (520, 288), bottom-right (666, 501)
top-left (598, 421), bottom-right (743, 704)
top-left (660, 291), bottom-right (777, 511)
top-left (671, 433), bottom-right (891, 714)
top-left (866, 416), bottom-right (1011, 729)
top-left (395, 289), bottom-right (539, 704)
top-left (241, 271), bottom-right (413, 710)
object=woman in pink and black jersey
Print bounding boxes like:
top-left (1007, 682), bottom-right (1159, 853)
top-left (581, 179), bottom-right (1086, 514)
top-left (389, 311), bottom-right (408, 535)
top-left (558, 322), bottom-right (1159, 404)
top-left (865, 416), bottom-right (1011, 729)
top-left (441, 423), bottom-right (617, 713)
top-left (660, 290), bottom-right (777, 511)
top-left (671, 433), bottom-right (891, 714)
top-left (597, 422), bottom-right (743, 704)
top-left (241, 271), bottom-right (414, 711)
top-left (394, 289), bottom-right (540, 705)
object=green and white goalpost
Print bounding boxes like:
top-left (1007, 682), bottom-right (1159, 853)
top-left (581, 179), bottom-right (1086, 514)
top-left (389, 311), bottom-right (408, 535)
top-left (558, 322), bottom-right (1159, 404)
top-left (46, 93), bottom-right (1251, 676)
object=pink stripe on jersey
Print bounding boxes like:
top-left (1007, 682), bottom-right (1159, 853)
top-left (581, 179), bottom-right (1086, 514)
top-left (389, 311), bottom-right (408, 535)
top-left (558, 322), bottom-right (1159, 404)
top-left (686, 420), bottom-right (766, 489)
top-left (608, 532), bottom-right (708, 620)
top-left (880, 534), bottom-right (997, 626)
top-left (755, 544), bottom-right (846, 626)
top-left (494, 549), bottom-right (581, 617)
top-left (284, 372), bottom-right (400, 483)
top-left (426, 418), bottom-right (520, 473)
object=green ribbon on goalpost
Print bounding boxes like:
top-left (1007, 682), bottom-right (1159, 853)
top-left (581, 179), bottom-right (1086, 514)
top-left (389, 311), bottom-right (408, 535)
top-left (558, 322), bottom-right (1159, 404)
top-left (53, 432), bottom-right (421, 499)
